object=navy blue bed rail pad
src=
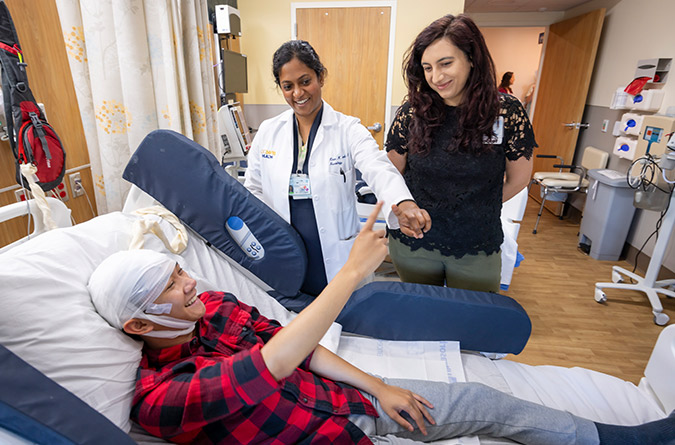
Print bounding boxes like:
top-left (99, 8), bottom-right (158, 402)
top-left (123, 129), bottom-right (308, 296)
top-left (274, 281), bottom-right (531, 354)
top-left (0, 345), bottom-right (134, 445)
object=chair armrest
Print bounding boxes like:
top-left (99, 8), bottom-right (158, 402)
top-left (536, 154), bottom-right (565, 172)
top-left (551, 164), bottom-right (588, 189)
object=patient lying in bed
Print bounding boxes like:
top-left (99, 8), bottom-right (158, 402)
top-left (87, 205), bottom-right (675, 445)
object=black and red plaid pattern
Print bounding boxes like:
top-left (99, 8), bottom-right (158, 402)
top-left (131, 291), bottom-right (377, 444)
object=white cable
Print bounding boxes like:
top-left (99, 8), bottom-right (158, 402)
top-left (18, 173), bottom-right (32, 241)
top-left (662, 168), bottom-right (675, 184)
top-left (83, 188), bottom-right (96, 217)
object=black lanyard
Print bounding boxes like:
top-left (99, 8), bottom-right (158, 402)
top-left (292, 105), bottom-right (324, 174)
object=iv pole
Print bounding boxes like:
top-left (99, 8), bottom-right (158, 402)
top-left (594, 152), bottom-right (675, 326)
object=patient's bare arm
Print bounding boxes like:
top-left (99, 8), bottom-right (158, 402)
top-left (260, 202), bottom-right (388, 381)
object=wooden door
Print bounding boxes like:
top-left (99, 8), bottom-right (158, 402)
top-left (296, 7), bottom-right (390, 148)
top-left (530, 9), bottom-right (605, 214)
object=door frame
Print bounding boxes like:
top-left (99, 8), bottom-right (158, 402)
top-left (291, 1), bottom-right (398, 134)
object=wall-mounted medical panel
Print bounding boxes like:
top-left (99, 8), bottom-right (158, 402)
top-left (635, 58), bottom-right (671, 84)
top-left (634, 115), bottom-right (675, 159)
top-left (613, 136), bottom-right (638, 160)
top-left (619, 112), bottom-right (644, 136)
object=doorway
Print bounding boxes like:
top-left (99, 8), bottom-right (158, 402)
top-left (292, 1), bottom-right (396, 148)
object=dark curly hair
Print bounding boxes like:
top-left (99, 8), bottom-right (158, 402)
top-left (402, 14), bottom-right (499, 156)
top-left (272, 40), bottom-right (327, 86)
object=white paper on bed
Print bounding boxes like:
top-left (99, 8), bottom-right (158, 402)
top-left (337, 337), bottom-right (479, 445)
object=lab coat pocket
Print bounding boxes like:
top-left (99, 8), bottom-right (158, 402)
top-left (326, 172), bottom-right (359, 240)
top-left (336, 209), bottom-right (360, 241)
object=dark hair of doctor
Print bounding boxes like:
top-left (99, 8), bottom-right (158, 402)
top-left (402, 14), bottom-right (499, 156)
top-left (272, 40), bottom-right (327, 86)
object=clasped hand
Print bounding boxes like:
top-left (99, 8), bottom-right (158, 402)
top-left (392, 201), bottom-right (432, 239)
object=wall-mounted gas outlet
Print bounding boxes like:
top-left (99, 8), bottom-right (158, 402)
top-left (69, 172), bottom-right (84, 198)
top-left (52, 181), bottom-right (69, 202)
top-left (14, 188), bottom-right (30, 202)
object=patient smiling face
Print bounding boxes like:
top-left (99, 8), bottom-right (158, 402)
top-left (153, 264), bottom-right (205, 322)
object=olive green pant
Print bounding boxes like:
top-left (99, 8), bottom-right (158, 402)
top-left (388, 236), bottom-right (501, 292)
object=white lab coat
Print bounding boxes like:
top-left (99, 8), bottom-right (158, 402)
top-left (245, 101), bottom-right (413, 282)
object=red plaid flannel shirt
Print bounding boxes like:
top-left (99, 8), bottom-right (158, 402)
top-left (131, 291), bottom-right (378, 444)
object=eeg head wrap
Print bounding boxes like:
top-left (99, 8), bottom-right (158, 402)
top-left (88, 250), bottom-right (196, 338)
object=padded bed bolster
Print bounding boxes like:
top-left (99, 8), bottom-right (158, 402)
top-left (0, 345), bottom-right (134, 444)
top-left (123, 130), bottom-right (307, 296)
top-left (337, 282), bottom-right (531, 354)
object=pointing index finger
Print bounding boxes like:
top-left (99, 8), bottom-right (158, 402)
top-left (362, 201), bottom-right (384, 232)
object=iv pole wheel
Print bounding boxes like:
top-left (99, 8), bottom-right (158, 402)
top-left (594, 288), bottom-right (607, 303)
top-left (611, 270), bottom-right (623, 283)
top-left (653, 312), bottom-right (669, 326)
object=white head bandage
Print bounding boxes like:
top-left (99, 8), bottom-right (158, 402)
top-left (88, 250), bottom-right (197, 339)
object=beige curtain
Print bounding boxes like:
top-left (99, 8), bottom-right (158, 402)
top-left (56, 0), bottom-right (220, 213)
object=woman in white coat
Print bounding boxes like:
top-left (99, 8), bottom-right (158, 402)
top-left (245, 40), bottom-right (430, 296)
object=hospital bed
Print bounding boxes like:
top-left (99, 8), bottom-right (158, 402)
top-left (0, 133), bottom-right (672, 444)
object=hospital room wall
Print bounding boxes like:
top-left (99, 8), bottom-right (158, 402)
top-left (0, 0), bottom-right (96, 248)
top-left (565, 0), bottom-right (675, 275)
top-left (237, 0), bottom-right (464, 129)
top-left (480, 27), bottom-right (544, 104)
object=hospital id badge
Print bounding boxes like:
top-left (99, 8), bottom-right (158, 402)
top-left (484, 116), bottom-right (504, 145)
top-left (289, 173), bottom-right (312, 199)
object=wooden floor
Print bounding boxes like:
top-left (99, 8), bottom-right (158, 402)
top-left (501, 197), bottom-right (674, 384)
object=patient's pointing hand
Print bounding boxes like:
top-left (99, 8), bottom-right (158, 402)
top-left (345, 202), bottom-right (388, 279)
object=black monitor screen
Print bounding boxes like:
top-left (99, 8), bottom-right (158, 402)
top-left (222, 50), bottom-right (248, 94)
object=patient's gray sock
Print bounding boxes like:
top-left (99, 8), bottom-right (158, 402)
top-left (595, 410), bottom-right (675, 445)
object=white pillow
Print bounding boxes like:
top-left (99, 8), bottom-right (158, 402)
top-left (0, 212), bottom-right (142, 432)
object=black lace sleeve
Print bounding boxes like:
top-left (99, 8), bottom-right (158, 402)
top-left (385, 103), bottom-right (412, 155)
top-left (500, 94), bottom-right (537, 161)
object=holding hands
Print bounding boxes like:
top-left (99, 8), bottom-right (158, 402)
top-left (392, 200), bottom-right (432, 239)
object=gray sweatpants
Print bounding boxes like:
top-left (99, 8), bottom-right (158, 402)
top-left (350, 379), bottom-right (599, 445)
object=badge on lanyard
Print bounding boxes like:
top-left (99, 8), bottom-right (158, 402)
top-left (289, 173), bottom-right (312, 199)
top-left (484, 116), bottom-right (504, 145)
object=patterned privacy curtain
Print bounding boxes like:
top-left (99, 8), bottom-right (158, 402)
top-left (55, 0), bottom-right (220, 213)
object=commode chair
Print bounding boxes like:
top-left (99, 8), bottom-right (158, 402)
top-left (530, 146), bottom-right (609, 234)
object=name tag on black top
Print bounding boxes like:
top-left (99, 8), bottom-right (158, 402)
top-left (484, 116), bottom-right (504, 145)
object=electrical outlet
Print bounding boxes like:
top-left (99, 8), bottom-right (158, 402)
top-left (14, 188), bottom-right (30, 202)
top-left (69, 172), bottom-right (84, 198)
top-left (52, 181), bottom-right (69, 202)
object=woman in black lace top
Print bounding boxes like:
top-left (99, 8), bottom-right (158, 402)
top-left (386, 14), bottom-right (537, 292)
